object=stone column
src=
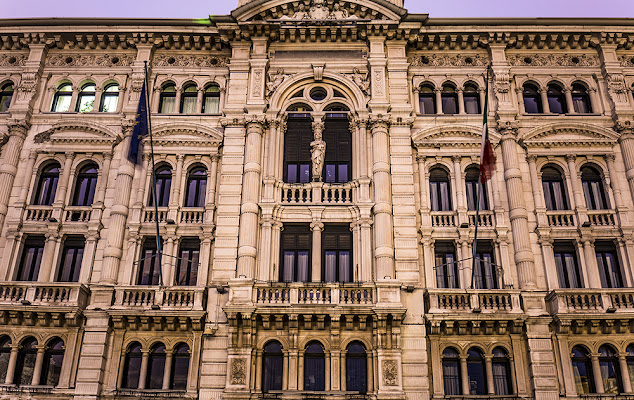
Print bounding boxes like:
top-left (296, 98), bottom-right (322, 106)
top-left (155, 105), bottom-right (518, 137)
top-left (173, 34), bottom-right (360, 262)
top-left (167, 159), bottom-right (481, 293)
top-left (435, 90), bottom-right (442, 114)
top-left (196, 88), bottom-right (204, 113)
top-left (93, 87), bottom-right (103, 112)
top-left (31, 345), bottom-right (46, 385)
top-left (605, 154), bottom-right (625, 208)
top-left (540, 89), bottom-right (550, 113)
top-left (162, 349), bottom-right (173, 390)
top-left (39, 231), bottom-right (60, 282)
top-left (582, 238), bottom-right (601, 288)
top-left (590, 88), bottom-right (603, 114)
top-left (14, 150), bottom-right (37, 210)
top-left (254, 350), bottom-right (263, 391)
top-left (485, 355), bottom-right (495, 395)
top-left (499, 128), bottom-right (537, 288)
top-left (618, 130), bottom-right (634, 206)
top-left (457, 89), bottom-right (466, 114)
top-left (174, 88), bottom-right (182, 113)
top-left (257, 214), bottom-right (273, 282)
top-left (325, 352), bottom-right (331, 390)
top-left (297, 351), bottom-right (304, 390)
top-left (53, 151), bottom-right (75, 217)
top-left (162, 235), bottom-right (175, 285)
top-left (236, 117), bottom-right (266, 279)
top-left (369, 116), bottom-right (395, 280)
top-left (5, 345), bottom-right (19, 384)
top-left (591, 353), bottom-right (605, 393)
top-left (311, 221), bottom-right (323, 282)
top-left (367, 352), bottom-right (374, 393)
top-left (78, 231), bottom-right (100, 283)
top-left (360, 219), bottom-right (372, 282)
top-left (620, 354), bottom-right (633, 393)
top-left (564, 88), bottom-right (575, 113)
top-left (453, 156), bottom-right (466, 224)
top-left (527, 155), bottom-right (548, 227)
top-left (460, 355), bottom-right (469, 395)
top-left (205, 154), bottom-right (219, 222)
top-left (138, 350), bottom-right (150, 389)
top-left (270, 221), bottom-right (283, 281)
top-left (94, 152), bottom-right (113, 205)
top-left (516, 88), bottom-right (526, 114)
top-left (0, 120), bottom-right (29, 231)
top-left (340, 351), bottom-right (346, 391)
top-left (565, 155), bottom-right (586, 221)
top-left (170, 154), bottom-right (185, 210)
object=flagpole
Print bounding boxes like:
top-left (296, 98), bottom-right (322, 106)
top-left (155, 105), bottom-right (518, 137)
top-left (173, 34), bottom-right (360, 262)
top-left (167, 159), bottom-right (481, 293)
top-left (144, 61), bottom-right (163, 286)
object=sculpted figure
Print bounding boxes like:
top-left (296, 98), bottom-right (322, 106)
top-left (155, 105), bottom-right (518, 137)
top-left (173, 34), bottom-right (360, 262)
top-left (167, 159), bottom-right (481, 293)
top-left (267, 68), bottom-right (287, 97)
top-left (330, 3), bottom-right (349, 19)
top-left (350, 67), bottom-right (370, 95)
top-left (310, 120), bottom-right (326, 181)
top-left (290, 4), bottom-right (308, 19)
top-left (309, 0), bottom-right (330, 19)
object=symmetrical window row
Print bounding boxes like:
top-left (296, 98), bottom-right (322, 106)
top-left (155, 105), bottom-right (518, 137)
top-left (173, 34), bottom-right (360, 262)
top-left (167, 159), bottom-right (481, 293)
top-left (137, 237), bottom-right (199, 286)
top-left (553, 240), bottom-right (623, 289)
top-left (429, 165), bottom-right (489, 212)
top-left (51, 82), bottom-right (120, 113)
top-left (149, 164), bottom-right (208, 207)
top-left (0, 336), bottom-right (64, 387)
top-left (418, 82), bottom-right (483, 115)
top-left (16, 235), bottom-right (84, 282)
top-left (158, 82), bottom-right (220, 114)
top-left (572, 344), bottom-right (634, 395)
top-left (522, 81), bottom-right (593, 114)
top-left (541, 164), bottom-right (609, 211)
top-left (33, 162), bottom-right (98, 207)
top-left (442, 346), bottom-right (513, 396)
top-left (434, 241), bottom-right (499, 289)
top-left (121, 342), bottom-right (190, 390)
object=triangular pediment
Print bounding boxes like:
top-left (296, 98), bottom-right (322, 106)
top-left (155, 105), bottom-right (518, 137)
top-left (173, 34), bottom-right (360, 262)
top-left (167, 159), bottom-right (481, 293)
top-left (521, 123), bottom-right (618, 148)
top-left (33, 121), bottom-right (122, 146)
top-left (413, 124), bottom-right (498, 148)
top-left (149, 123), bottom-right (223, 147)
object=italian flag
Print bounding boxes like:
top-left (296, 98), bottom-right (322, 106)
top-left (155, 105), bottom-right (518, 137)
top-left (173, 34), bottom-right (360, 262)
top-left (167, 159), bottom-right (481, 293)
top-left (479, 68), bottom-right (496, 184)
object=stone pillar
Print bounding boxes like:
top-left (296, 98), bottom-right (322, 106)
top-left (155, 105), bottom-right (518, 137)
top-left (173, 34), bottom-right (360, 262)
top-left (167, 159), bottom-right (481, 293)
top-left (369, 116), bottom-right (395, 280)
top-left (590, 88), bottom-right (603, 114)
top-left (174, 88), bottom-right (182, 113)
top-left (162, 235), bottom-right (175, 285)
top-left (484, 355), bottom-right (495, 395)
top-left (311, 221), bottom-right (323, 282)
top-left (196, 88), bottom-right (204, 113)
top-left (564, 88), bottom-right (575, 113)
top-left (565, 154), bottom-right (587, 221)
top-left (236, 117), bottom-right (266, 279)
top-left (360, 219), bottom-right (372, 282)
top-left (516, 88), bottom-right (526, 114)
top-left (0, 120), bottom-right (29, 231)
top-left (297, 351), bottom-right (304, 390)
top-left (138, 350), bottom-right (150, 389)
top-left (325, 352), bottom-right (331, 390)
top-left (5, 345), bottom-right (18, 384)
top-left (254, 350), bottom-right (263, 391)
top-left (39, 231), bottom-right (60, 282)
top-left (457, 89), bottom-right (465, 114)
top-left (31, 345), bottom-right (46, 385)
top-left (499, 128), bottom-right (536, 288)
top-left (540, 89), bottom-right (550, 113)
top-left (257, 214), bottom-right (273, 281)
top-left (162, 350), bottom-right (173, 390)
top-left (78, 231), bottom-right (100, 283)
top-left (527, 155), bottom-right (548, 227)
top-left (93, 87), bottom-right (103, 112)
top-left (620, 354), bottom-right (633, 393)
top-left (591, 354), bottom-right (605, 393)
top-left (53, 151), bottom-right (75, 216)
top-left (582, 238), bottom-right (601, 288)
top-left (94, 152), bottom-right (113, 205)
top-left (460, 355), bottom-right (469, 395)
top-left (170, 154), bottom-right (185, 209)
top-left (605, 154), bottom-right (625, 208)
top-left (618, 131), bottom-right (634, 205)
top-left (15, 149), bottom-right (37, 209)
top-left (453, 156), bottom-right (466, 224)
top-left (435, 90), bottom-right (442, 114)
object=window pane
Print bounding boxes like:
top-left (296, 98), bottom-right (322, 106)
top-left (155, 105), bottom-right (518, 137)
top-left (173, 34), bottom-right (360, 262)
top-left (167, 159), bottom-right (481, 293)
top-left (346, 354), bottom-right (366, 393)
top-left (420, 96), bottom-right (435, 114)
top-left (442, 97), bottom-right (457, 114)
top-left (0, 350), bottom-right (9, 382)
top-left (339, 251), bottom-right (350, 282)
top-left (171, 349), bottom-right (190, 390)
top-left (283, 252), bottom-right (295, 282)
top-left (53, 94), bottom-right (71, 112)
top-left (147, 348), bottom-right (166, 389)
top-left (324, 251), bottom-right (336, 282)
top-left (297, 251), bottom-right (309, 282)
top-left (77, 94), bottom-right (95, 113)
top-left (305, 357), bottom-right (325, 391)
top-left (325, 165), bottom-right (336, 183)
top-left (263, 352), bottom-right (283, 392)
top-left (465, 96), bottom-right (480, 114)
top-left (101, 94), bottom-right (119, 112)
top-left (524, 97), bottom-right (540, 114)
top-left (203, 96), bottom-right (220, 114)
top-left (338, 165), bottom-right (348, 183)
top-left (160, 97), bottom-right (175, 113)
top-left (493, 362), bottom-right (511, 395)
top-left (287, 165), bottom-right (298, 183)
top-left (467, 358), bottom-right (486, 395)
top-left (181, 97), bottom-right (196, 114)
top-left (299, 165), bottom-right (310, 183)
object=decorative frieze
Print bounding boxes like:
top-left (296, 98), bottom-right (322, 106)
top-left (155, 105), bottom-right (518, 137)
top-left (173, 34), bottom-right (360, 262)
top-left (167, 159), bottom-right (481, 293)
top-left (619, 55), bottom-right (634, 67)
top-left (382, 360), bottom-right (398, 386)
top-left (507, 53), bottom-right (599, 67)
top-left (152, 54), bottom-right (229, 68)
top-left (230, 358), bottom-right (247, 385)
top-left (46, 53), bottom-right (135, 67)
top-left (408, 54), bottom-right (488, 67)
top-left (0, 53), bottom-right (27, 67)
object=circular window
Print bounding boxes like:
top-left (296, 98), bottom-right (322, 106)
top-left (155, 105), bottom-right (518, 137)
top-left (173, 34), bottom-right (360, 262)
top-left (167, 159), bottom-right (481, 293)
top-left (310, 87), bottom-right (327, 102)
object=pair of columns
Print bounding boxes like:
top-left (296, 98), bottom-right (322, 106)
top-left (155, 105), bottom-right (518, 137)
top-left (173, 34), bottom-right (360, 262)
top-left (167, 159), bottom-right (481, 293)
top-left (4, 344), bottom-right (49, 386)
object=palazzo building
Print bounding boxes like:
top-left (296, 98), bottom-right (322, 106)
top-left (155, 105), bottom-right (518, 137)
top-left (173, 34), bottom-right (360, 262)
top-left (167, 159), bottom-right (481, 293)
top-left (0, 0), bottom-right (634, 400)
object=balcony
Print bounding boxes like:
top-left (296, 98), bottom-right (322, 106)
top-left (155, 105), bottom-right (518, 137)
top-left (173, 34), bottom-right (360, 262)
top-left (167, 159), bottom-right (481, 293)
top-left (278, 181), bottom-right (356, 205)
top-left (179, 207), bottom-right (205, 224)
top-left (431, 211), bottom-right (456, 227)
top-left (546, 210), bottom-right (576, 227)
top-left (547, 288), bottom-right (634, 315)
top-left (24, 205), bottom-right (53, 222)
top-left (144, 207), bottom-right (169, 223)
top-left (113, 286), bottom-right (206, 311)
top-left (64, 206), bottom-right (92, 222)
top-left (587, 209), bottom-right (617, 226)
top-left (0, 282), bottom-right (89, 309)
top-left (426, 289), bottom-right (523, 314)
top-left (468, 210), bottom-right (494, 227)
top-left (253, 283), bottom-right (375, 306)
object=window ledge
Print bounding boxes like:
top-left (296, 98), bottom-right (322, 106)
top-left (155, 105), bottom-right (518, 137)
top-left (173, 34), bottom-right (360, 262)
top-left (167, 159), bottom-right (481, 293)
top-left (115, 389), bottom-right (188, 397)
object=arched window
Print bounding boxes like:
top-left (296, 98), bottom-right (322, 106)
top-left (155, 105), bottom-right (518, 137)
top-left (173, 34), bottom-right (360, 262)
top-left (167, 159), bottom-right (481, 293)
top-left (465, 166), bottom-right (488, 211)
top-left (202, 84), bottom-right (220, 114)
top-left (15, 337), bottom-right (37, 385)
top-left (599, 345), bottom-right (621, 393)
top-left (41, 338), bottom-right (64, 386)
top-left (441, 84), bottom-right (458, 114)
top-left (72, 164), bottom-right (99, 206)
top-left (122, 342), bottom-right (142, 388)
top-left (0, 337), bottom-right (11, 383)
top-left (51, 83), bottom-right (72, 112)
top-left (147, 343), bottom-right (166, 389)
top-left (170, 343), bottom-right (190, 390)
top-left (418, 84), bottom-right (436, 114)
top-left (149, 166), bottom-right (172, 207)
top-left (429, 167), bottom-right (452, 211)
top-left (442, 347), bottom-right (461, 395)
top-left (76, 83), bottom-right (96, 112)
top-left (100, 83), bottom-right (119, 112)
top-left (523, 83), bottom-right (542, 114)
top-left (463, 83), bottom-right (480, 114)
top-left (34, 163), bottom-right (61, 206)
top-left (159, 83), bottom-right (177, 114)
top-left (581, 166), bottom-right (609, 210)
top-left (467, 348), bottom-right (487, 395)
top-left (541, 166), bottom-right (568, 211)
top-left (262, 341), bottom-right (283, 392)
top-left (571, 346), bottom-right (595, 394)
top-left (284, 114), bottom-right (312, 183)
top-left (492, 347), bottom-right (513, 395)
top-left (0, 82), bottom-right (13, 112)
top-left (547, 83), bottom-right (567, 114)
top-left (176, 238), bottom-right (200, 286)
top-left (323, 113), bottom-right (352, 183)
top-left (626, 345), bottom-right (634, 391)
top-left (185, 166), bottom-right (207, 207)
top-left (346, 342), bottom-right (367, 393)
top-left (572, 83), bottom-right (592, 113)
top-left (304, 341), bottom-right (325, 391)
top-left (180, 84), bottom-right (198, 114)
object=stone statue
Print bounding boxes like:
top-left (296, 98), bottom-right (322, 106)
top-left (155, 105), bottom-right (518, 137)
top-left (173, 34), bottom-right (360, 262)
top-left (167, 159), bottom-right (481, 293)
top-left (267, 68), bottom-right (287, 97)
top-left (310, 120), bottom-right (326, 181)
top-left (349, 67), bottom-right (370, 95)
top-left (308, 0), bottom-right (330, 19)
top-left (330, 3), bottom-right (349, 19)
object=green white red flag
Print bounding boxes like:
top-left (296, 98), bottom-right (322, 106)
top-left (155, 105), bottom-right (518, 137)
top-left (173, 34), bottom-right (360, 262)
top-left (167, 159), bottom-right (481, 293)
top-left (479, 68), bottom-right (496, 184)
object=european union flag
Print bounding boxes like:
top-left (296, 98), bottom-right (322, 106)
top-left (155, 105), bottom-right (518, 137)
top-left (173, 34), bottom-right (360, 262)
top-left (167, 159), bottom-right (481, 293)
top-left (128, 82), bottom-right (148, 164)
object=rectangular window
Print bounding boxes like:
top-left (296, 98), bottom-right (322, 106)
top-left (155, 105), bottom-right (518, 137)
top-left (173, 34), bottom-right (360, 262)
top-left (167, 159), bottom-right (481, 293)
top-left (473, 241), bottom-right (498, 289)
top-left (464, 95), bottom-right (480, 114)
top-left (180, 97), bottom-right (197, 114)
top-left (554, 242), bottom-right (582, 288)
top-left (524, 97), bottom-right (540, 114)
top-left (596, 241), bottom-right (623, 288)
top-left (203, 96), bottom-right (220, 114)
top-left (176, 239), bottom-right (200, 286)
top-left (466, 180), bottom-right (488, 211)
top-left (280, 224), bottom-right (311, 282)
top-left (159, 97), bottom-right (175, 114)
top-left (435, 242), bottom-right (458, 288)
top-left (323, 115), bottom-right (351, 183)
top-left (16, 236), bottom-right (45, 281)
top-left (137, 237), bottom-right (162, 285)
top-left (284, 116), bottom-right (313, 183)
top-left (57, 236), bottom-right (85, 282)
top-left (323, 225), bottom-right (352, 283)
top-left (419, 96), bottom-right (435, 114)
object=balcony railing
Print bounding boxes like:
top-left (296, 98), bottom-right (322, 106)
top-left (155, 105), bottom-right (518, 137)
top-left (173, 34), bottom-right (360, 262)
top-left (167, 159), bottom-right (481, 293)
top-left (468, 210), bottom-right (494, 227)
top-left (546, 210), bottom-right (576, 227)
top-left (0, 283), bottom-right (89, 309)
top-left (64, 206), bottom-right (92, 222)
top-left (278, 181), bottom-right (356, 205)
top-left (24, 206), bottom-right (53, 222)
top-left (113, 286), bottom-right (206, 310)
top-left (114, 389), bottom-right (189, 398)
top-left (144, 207), bottom-right (169, 223)
top-left (444, 396), bottom-right (522, 400)
top-left (179, 208), bottom-right (205, 224)
top-left (547, 288), bottom-right (634, 314)
top-left (426, 289), bottom-right (523, 314)
top-left (431, 211), bottom-right (456, 227)
top-left (587, 210), bottom-right (617, 226)
top-left (254, 283), bottom-right (375, 306)
top-left (579, 395), bottom-right (634, 400)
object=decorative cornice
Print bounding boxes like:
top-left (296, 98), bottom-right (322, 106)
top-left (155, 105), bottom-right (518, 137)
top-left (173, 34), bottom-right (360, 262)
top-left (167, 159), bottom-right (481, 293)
top-left (0, 53), bottom-right (27, 67)
top-left (149, 122), bottom-right (224, 145)
top-left (33, 120), bottom-right (121, 145)
top-left (521, 122), bottom-right (619, 149)
top-left (507, 53), bottom-right (599, 67)
top-left (619, 54), bottom-right (634, 68)
top-left (152, 54), bottom-right (229, 68)
top-left (408, 53), bottom-right (488, 67)
top-left (46, 53), bottom-right (134, 67)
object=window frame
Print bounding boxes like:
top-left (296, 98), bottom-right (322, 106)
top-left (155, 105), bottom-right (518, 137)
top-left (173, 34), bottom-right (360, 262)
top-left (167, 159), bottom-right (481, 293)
top-left (283, 114), bottom-right (313, 184)
top-left (137, 237), bottom-right (163, 286)
top-left (465, 166), bottom-right (489, 211)
top-left (466, 347), bottom-right (487, 395)
top-left (547, 83), bottom-right (568, 114)
top-left (99, 83), bottom-right (120, 112)
top-left (149, 166), bottom-right (172, 207)
top-left (418, 84), bottom-right (436, 115)
top-left (184, 166), bottom-right (207, 208)
top-left (345, 342), bottom-right (367, 393)
top-left (51, 83), bottom-right (73, 112)
top-left (56, 236), bottom-right (85, 283)
top-left (571, 83), bottom-right (592, 114)
top-left (492, 347), bottom-right (513, 395)
top-left (463, 83), bottom-right (481, 114)
top-left (146, 343), bottom-right (167, 389)
top-left (121, 342), bottom-right (143, 389)
top-left (322, 225), bottom-right (352, 283)
top-left (440, 83), bottom-right (458, 115)
top-left (262, 341), bottom-right (284, 392)
top-left (202, 84), bottom-right (221, 114)
top-left (179, 84), bottom-right (198, 114)
top-left (175, 238), bottom-right (200, 286)
top-left (280, 224), bottom-right (311, 282)
top-left (442, 347), bottom-right (461, 396)
top-left (158, 83), bottom-right (177, 114)
top-left (34, 163), bottom-right (61, 206)
top-left (473, 241), bottom-right (498, 290)
top-left (435, 241), bottom-right (459, 289)
top-left (75, 82), bottom-right (96, 113)
top-left (541, 166), bottom-right (569, 211)
top-left (429, 167), bottom-right (452, 212)
top-left (571, 346), bottom-right (595, 394)
top-left (16, 235), bottom-right (45, 282)
top-left (0, 82), bottom-right (14, 112)
top-left (595, 241), bottom-right (623, 289)
top-left (554, 242), bottom-right (582, 289)
top-left (40, 338), bottom-right (64, 386)
top-left (581, 166), bottom-right (609, 210)
top-left (304, 341), bottom-right (325, 391)
top-left (523, 83), bottom-right (542, 114)
top-left (323, 113), bottom-right (352, 184)
top-left (72, 164), bottom-right (99, 207)
top-left (15, 337), bottom-right (38, 385)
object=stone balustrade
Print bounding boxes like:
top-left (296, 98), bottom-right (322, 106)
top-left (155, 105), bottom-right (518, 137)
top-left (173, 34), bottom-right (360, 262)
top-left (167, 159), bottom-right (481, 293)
top-left (547, 288), bottom-right (634, 314)
top-left (278, 181), bottom-right (356, 205)
top-left (64, 205), bottom-right (92, 222)
top-left (430, 211), bottom-right (456, 227)
top-left (113, 286), bottom-right (206, 310)
top-left (425, 289), bottom-right (523, 314)
top-left (179, 207), bottom-right (205, 224)
top-left (546, 210), bottom-right (576, 227)
top-left (467, 210), bottom-right (494, 227)
top-left (144, 207), bottom-right (169, 223)
top-left (254, 283), bottom-right (375, 306)
top-left (24, 205), bottom-right (53, 222)
top-left (0, 282), bottom-right (89, 309)
top-left (587, 209), bottom-right (617, 226)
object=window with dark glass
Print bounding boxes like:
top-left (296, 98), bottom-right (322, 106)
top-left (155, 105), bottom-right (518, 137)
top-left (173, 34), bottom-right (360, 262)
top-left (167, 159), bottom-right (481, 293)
top-left (554, 242), bottom-right (582, 289)
top-left (572, 83), bottom-right (592, 113)
top-left (304, 341), bottom-right (325, 391)
top-left (465, 166), bottom-right (488, 211)
top-left (467, 348), bottom-right (487, 395)
top-left (137, 237), bottom-right (162, 286)
top-left (572, 346), bottom-right (594, 394)
top-left (523, 83), bottom-right (542, 114)
top-left (122, 342), bottom-right (142, 389)
top-left (596, 241), bottom-right (623, 289)
top-left (176, 239), bottom-right (199, 286)
top-left (34, 163), bottom-right (60, 206)
top-left (542, 166), bottom-right (568, 211)
top-left (0, 337), bottom-right (11, 383)
top-left (473, 241), bottom-right (498, 289)
top-left (202, 85), bottom-right (220, 114)
top-left (149, 166), bottom-right (172, 207)
top-left (0, 82), bottom-right (13, 112)
top-left (464, 83), bottom-right (481, 114)
top-left (346, 342), bottom-right (367, 393)
top-left (323, 225), bottom-right (352, 283)
top-left (547, 83), bottom-right (567, 114)
top-left (492, 347), bottom-right (513, 395)
top-left (159, 83), bottom-right (176, 114)
top-left (100, 83), bottom-right (119, 112)
top-left (15, 337), bottom-right (37, 385)
top-left (418, 84), bottom-right (436, 114)
top-left (171, 343), bottom-right (190, 390)
top-left (180, 84), bottom-right (197, 114)
top-left (581, 166), bottom-right (609, 210)
top-left (72, 164), bottom-right (98, 206)
top-left (323, 113), bottom-right (351, 183)
top-left (16, 236), bottom-right (45, 282)
top-left (76, 83), bottom-right (96, 112)
top-left (442, 347), bottom-right (461, 395)
top-left (41, 338), bottom-right (64, 386)
top-left (626, 344), bottom-right (634, 391)
top-left (57, 236), bottom-right (85, 282)
top-left (599, 345), bottom-right (621, 394)
top-left (430, 167), bottom-right (452, 211)
top-left (262, 341), bottom-right (283, 392)
top-left (280, 224), bottom-right (311, 282)
top-left (441, 84), bottom-right (458, 114)
top-left (284, 115), bottom-right (313, 183)
top-left (185, 166), bottom-right (207, 207)
top-left (146, 343), bottom-right (166, 389)
top-left (51, 83), bottom-right (72, 112)
top-left (435, 241), bottom-right (458, 289)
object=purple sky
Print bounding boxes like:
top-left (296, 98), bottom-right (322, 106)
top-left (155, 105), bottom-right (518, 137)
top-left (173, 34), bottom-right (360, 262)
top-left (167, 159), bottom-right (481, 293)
top-left (1, 0), bottom-right (633, 19)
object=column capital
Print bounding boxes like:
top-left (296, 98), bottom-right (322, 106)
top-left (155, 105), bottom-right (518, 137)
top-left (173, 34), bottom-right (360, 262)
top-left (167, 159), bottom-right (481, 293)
top-left (416, 154), bottom-right (426, 163)
top-left (64, 151), bottom-right (76, 160)
top-left (367, 114), bottom-right (391, 131)
top-left (7, 119), bottom-right (30, 137)
top-left (451, 155), bottom-right (462, 163)
top-left (526, 154), bottom-right (538, 163)
top-left (604, 153), bottom-right (616, 163)
top-left (103, 151), bottom-right (114, 161)
top-left (310, 221), bottom-right (324, 231)
top-left (565, 154), bottom-right (577, 162)
top-left (176, 153), bottom-right (185, 162)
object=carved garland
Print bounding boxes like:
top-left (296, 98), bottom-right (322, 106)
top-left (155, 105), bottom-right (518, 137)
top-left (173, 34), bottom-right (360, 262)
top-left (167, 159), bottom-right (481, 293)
top-left (46, 54), bottom-right (135, 67)
top-left (382, 360), bottom-right (398, 386)
top-left (230, 358), bottom-right (247, 385)
top-left (408, 54), bottom-right (488, 67)
top-left (507, 54), bottom-right (599, 67)
top-left (0, 53), bottom-right (27, 67)
top-left (152, 54), bottom-right (229, 68)
top-left (619, 55), bottom-right (634, 68)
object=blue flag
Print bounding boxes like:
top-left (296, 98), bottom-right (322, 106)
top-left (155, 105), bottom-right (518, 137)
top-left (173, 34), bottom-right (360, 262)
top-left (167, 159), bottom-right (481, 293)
top-left (128, 82), bottom-right (148, 164)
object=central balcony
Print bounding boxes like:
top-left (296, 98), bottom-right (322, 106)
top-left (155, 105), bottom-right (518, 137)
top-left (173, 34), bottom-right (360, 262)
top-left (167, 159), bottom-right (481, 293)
top-left (278, 181), bottom-right (357, 205)
top-left (253, 283), bottom-right (375, 306)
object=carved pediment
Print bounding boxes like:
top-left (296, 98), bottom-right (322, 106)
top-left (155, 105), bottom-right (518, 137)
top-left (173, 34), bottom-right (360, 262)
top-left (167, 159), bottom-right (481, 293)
top-left (521, 123), bottom-right (618, 148)
top-left (33, 121), bottom-right (122, 146)
top-left (413, 124), bottom-right (498, 148)
top-left (148, 123), bottom-right (223, 147)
